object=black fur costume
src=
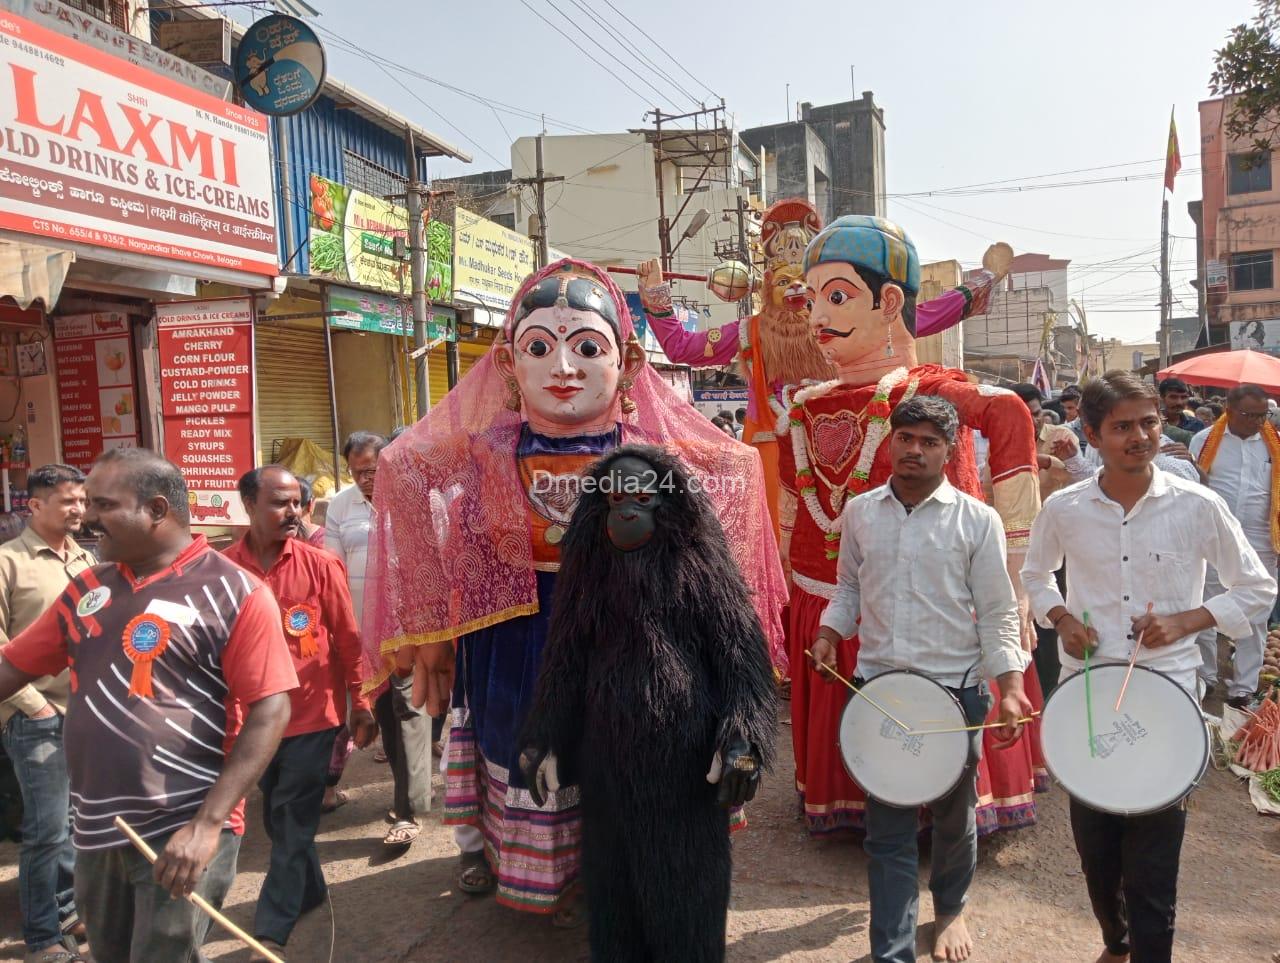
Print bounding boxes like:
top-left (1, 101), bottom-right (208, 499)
top-left (520, 444), bottom-right (777, 962)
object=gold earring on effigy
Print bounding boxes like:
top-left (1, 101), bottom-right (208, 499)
top-left (619, 378), bottom-right (637, 415)
top-left (505, 378), bottom-right (522, 411)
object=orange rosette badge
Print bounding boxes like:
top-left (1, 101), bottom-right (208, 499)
top-left (121, 614), bottom-right (171, 699)
top-left (284, 604), bottom-right (319, 658)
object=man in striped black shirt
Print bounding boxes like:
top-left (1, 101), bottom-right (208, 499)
top-left (0, 449), bottom-right (297, 963)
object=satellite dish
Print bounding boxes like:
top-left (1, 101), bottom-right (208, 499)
top-left (233, 14), bottom-right (326, 116)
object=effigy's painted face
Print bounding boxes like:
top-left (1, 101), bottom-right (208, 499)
top-left (510, 306), bottom-right (622, 429)
top-left (805, 261), bottom-right (906, 371)
top-left (767, 261), bottom-right (808, 315)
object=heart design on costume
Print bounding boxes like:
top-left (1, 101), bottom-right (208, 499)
top-left (810, 410), bottom-right (863, 475)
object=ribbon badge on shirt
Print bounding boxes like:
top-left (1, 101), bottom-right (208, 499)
top-left (284, 604), bottom-right (319, 658)
top-left (121, 614), bottom-right (170, 699)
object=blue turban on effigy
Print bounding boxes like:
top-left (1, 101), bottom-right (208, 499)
top-left (803, 215), bottom-right (921, 296)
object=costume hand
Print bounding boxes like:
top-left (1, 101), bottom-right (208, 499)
top-left (349, 708), bottom-right (379, 749)
top-left (809, 637), bottom-right (838, 681)
top-left (636, 259), bottom-right (673, 313)
top-left (1130, 610), bottom-right (1191, 649)
top-left (991, 687), bottom-right (1034, 750)
top-left (982, 242), bottom-right (1014, 281)
top-left (518, 744), bottom-right (560, 808)
top-left (153, 818), bottom-right (222, 899)
top-left (1058, 615), bottom-right (1099, 659)
top-left (411, 640), bottom-right (456, 715)
top-left (707, 731), bottom-right (761, 807)
top-left (1050, 435), bottom-right (1079, 460)
top-left (637, 258), bottom-right (664, 289)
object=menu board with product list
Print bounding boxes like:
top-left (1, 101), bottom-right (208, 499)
top-left (155, 298), bottom-right (256, 526)
top-left (51, 312), bottom-right (140, 471)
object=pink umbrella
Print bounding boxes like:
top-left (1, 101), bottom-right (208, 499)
top-left (1157, 348), bottom-right (1280, 393)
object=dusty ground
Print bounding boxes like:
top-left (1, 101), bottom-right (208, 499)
top-left (2, 705), bottom-right (1277, 963)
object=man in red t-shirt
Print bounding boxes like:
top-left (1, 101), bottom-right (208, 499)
top-left (225, 466), bottom-right (376, 954)
top-left (0, 448), bottom-right (297, 963)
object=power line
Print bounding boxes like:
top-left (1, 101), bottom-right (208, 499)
top-left (541, 0), bottom-right (678, 106)
top-left (599, 0), bottom-right (720, 102)
top-left (565, 0), bottom-right (702, 109)
top-left (519, 0), bottom-right (655, 106)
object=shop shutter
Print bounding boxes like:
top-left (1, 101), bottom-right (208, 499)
top-left (255, 324), bottom-right (335, 463)
top-left (426, 330), bottom-right (494, 408)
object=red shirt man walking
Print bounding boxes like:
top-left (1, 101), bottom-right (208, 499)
top-left (0, 449), bottom-right (297, 963)
top-left (225, 466), bottom-right (376, 955)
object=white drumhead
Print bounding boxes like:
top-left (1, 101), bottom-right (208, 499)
top-left (838, 671), bottom-right (971, 808)
top-left (1041, 664), bottom-right (1208, 815)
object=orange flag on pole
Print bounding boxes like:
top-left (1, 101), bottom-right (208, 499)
top-left (1164, 108), bottom-right (1181, 193)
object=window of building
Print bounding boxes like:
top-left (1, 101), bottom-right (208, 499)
top-left (1228, 151), bottom-right (1273, 195)
top-left (61, 0), bottom-right (127, 29)
top-left (1231, 250), bottom-right (1274, 291)
top-left (342, 150), bottom-right (407, 199)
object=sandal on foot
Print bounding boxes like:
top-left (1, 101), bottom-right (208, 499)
top-left (382, 819), bottom-right (420, 847)
top-left (551, 882), bottom-right (587, 929)
top-left (320, 788), bottom-right (349, 814)
top-left (372, 747), bottom-right (388, 764)
top-left (457, 850), bottom-right (497, 895)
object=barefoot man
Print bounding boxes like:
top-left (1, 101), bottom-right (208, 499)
top-left (811, 396), bottom-right (1032, 963)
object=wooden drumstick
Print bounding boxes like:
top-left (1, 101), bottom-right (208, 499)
top-left (114, 817), bottom-right (284, 963)
top-left (908, 712), bottom-right (1040, 736)
top-left (1115, 602), bottom-right (1153, 712)
top-left (804, 649), bottom-right (909, 730)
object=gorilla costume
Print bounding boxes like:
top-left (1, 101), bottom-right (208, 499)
top-left (519, 444), bottom-right (777, 962)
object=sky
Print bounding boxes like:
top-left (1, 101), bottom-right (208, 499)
top-left (266, 0), bottom-right (1259, 342)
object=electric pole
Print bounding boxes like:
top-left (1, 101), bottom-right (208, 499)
top-left (404, 125), bottom-right (430, 416)
top-left (646, 102), bottom-right (728, 274)
top-left (513, 133), bottom-right (564, 269)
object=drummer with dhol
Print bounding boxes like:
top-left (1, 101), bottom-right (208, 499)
top-left (810, 396), bottom-right (1033, 963)
top-left (1021, 370), bottom-right (1276, 963)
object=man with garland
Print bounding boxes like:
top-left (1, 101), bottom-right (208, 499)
top-left (782, 215), bottom-right (1044, 839)
top-left (1190, 383), bottom-right (1278, 707)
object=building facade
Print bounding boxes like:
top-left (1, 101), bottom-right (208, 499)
top-left (741, 93), bottom-right (887, 222)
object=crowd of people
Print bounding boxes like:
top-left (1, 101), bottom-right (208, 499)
top-left (0, 216), bottom-right (1276, 963)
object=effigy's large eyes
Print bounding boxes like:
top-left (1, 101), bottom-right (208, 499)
top-left (574, 338), bottom-right (604, 359)
top-left (524, 338), bottom-right (550, 358)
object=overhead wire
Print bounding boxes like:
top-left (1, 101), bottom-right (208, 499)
top-left (565, 0), bottom-right (703, 109)
top-left (518, 0), bottom-right (654, 106)
top-left (599, 0), bottom-right (721, 102)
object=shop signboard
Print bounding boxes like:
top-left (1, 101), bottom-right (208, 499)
top-left (0, 0), bottom-right (233, 100)
top-left (155, 298), bottom-right (255, 525)
top-left (0, 12), bottom-right (275, 277)
top-left (307, 173), bottom-right (452, 300)
top-left (691, 386), bottom-right (749, 420)
top-left (1230, 319), bottom-right (1280, 355)
top-left (325, 284), bottom-right (455, 341)
top-left (453, 207), bottom-right (536, 314)
top-left (51, 311), bottom-right (139, 470)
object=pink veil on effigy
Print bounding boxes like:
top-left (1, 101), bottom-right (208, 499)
top-left (360, 257), bottom-right (789, 691)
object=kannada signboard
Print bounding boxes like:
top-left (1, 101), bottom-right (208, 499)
top-left (307, 173), bottom-right (452, 300)
top-left (0, 0), bottom-right (233, 100)
top-left (0, 11), bottom-right (275, 276)
top-left (51, 311), bottom-right (139, 470)
top-left (155, 298), bottom-right (255, 525)
top-left (691, 387), bottom-right (749, 420)
top-left (453, 207), bottom-right (536, 313)
top-left (326, 284), bottom-right (455, 341)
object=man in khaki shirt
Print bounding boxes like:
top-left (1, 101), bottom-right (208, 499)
top-left (0, 465), bottom-right (91, 963)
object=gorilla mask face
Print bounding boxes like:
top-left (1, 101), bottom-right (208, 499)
top-left (604, 455), bottom-right (664, 552)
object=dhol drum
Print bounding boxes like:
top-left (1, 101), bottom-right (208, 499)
top-left (837, 670), bottom-right (973, 808)
top-left (1040, 663), bottom-right (1208, 815)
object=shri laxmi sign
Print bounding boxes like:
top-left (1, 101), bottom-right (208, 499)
top-left (0, 11), bottom-right (276, 277)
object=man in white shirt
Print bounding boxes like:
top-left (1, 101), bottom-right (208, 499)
top-left (1022, 371), bottom-right (1274, 963)
top-left (326, 431), bottom-right (432, 845)
top-left (811, 396), bottom-right (1031, 963)
top-left (1189, 384), bottom-right (1277, 707)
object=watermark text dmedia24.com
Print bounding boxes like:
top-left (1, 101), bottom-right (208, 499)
top-left (530, 468), bottom-right (747, 497)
